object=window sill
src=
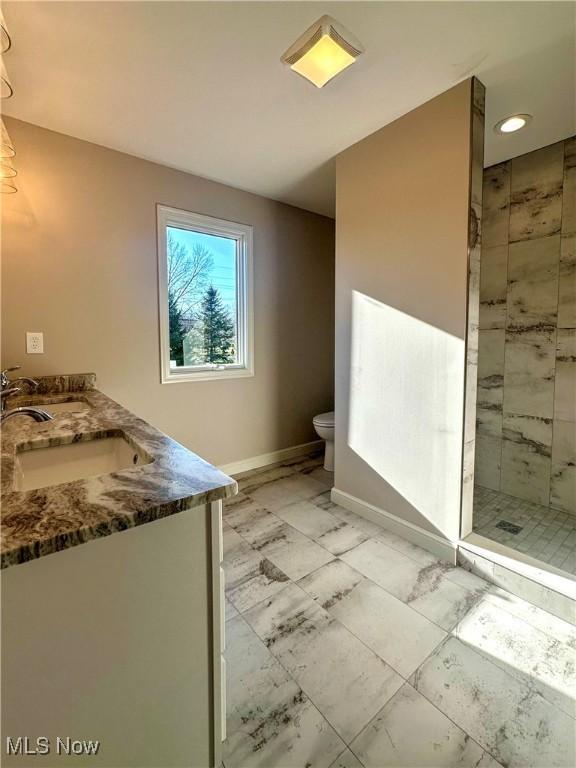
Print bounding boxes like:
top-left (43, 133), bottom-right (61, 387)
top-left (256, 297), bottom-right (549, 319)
top-left (161, 366), bottom-right (254, 384)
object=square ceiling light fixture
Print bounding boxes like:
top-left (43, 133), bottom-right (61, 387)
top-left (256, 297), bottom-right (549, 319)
top-left (281, 15), bottom-right (364, 88)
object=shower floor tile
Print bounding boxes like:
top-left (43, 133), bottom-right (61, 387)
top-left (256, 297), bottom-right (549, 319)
top-left (222, 454), bottom-right (576, 767)
top-left (473, 485), bottom-right (576, 575)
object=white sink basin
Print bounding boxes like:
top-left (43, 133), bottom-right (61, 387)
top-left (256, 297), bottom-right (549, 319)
top-left (39, 400), bottom-right (91, 415)
top-left (14, 436), bottom-right (152, 491)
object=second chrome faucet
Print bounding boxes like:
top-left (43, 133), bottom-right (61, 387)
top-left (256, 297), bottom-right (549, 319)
top-left (0, 365), bottom-right (53, 423)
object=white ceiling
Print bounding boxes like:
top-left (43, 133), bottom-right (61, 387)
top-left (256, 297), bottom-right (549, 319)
top-left (4, 2), bottom-right (575, 217)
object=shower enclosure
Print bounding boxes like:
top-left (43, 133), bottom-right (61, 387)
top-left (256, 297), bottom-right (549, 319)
top-left (471, 137), bottom-right (575, 577)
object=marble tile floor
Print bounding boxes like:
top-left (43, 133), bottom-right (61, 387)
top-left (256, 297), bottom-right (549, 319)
top-left (473, 485), bottom-right (576, 576)
top-left (222, 454), bottom-right (576, 767)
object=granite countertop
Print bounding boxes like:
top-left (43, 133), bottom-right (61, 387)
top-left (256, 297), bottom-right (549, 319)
top-left (0, 374), bottom-right (237, 569)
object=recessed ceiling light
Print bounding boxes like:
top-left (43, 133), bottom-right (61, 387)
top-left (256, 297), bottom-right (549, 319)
top-left (494, 114), bottom-right (532, 134)
top-left (281, 15), bottom-right (364, 88)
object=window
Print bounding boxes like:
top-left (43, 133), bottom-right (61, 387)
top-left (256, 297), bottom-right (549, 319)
top-left (157, 205), bottom-right (253, 383)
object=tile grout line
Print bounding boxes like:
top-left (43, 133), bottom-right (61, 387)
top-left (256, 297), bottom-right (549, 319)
top-left (231, 585), bottom-right (389, 753)
top-left (230, 471), bottom-right (575, 640)
top-left (473, 483), bottom-right (576, 573)
top-left (227, 477), bottom-right (492, 638)
top-left (223, 611), bottom-right (349, 759)
top-left (225, 530), bottom-right (438, 752)
top-left (408, 635), bottom-right (515, 768)
top-left (224, 465), bottom-right (574, 767)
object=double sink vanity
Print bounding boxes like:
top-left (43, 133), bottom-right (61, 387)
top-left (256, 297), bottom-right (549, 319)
top-left (1, 374), bottom-right (236, 767)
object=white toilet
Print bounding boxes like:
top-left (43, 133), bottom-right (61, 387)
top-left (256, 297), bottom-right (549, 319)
top-left (313, 411), bottom-right (335, 472)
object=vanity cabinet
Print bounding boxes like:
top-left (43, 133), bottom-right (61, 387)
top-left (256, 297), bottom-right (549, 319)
top-left (1, 501), bottom-right (225, 767)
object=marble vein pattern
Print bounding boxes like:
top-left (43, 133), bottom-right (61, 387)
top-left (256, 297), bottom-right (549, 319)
top-left (473, 137), bottom-right (575, 514)
top-left (502, 328), bottom-right (555, 419)
top-left (312, 491), bottom-right (386, 538)
top-left (223, 458), bottom-right (574, 767)
top-left (475, 406), bottom-right (502, 441)
top-left (274, 499), bottom-right (370, 555)
top-left (350, 683), bottom-right (500, 768)
top-left (454, 591), bottom-right (576, 718)
top-left (461, 438), bottom-right (476, 532)
top-left (462, 77), bottom-right (485, 538)
top-left (479, 244), bottom-right (508, 330)
top-left (477, 329), bottom-right (505, 411)
top-left (479, 582), bottom-right (576, 642)
top-left (470, 545), bottom-right (575, 620)
top-left (500, 413), bottom-right (552, 505)
top-left (475, 327), bottom-right (504, 481)
top-left (554, 328), bottom-right (576, 423)
top-left (243, 582), bottom-right (404, 743)
top-left (224, 615), bottom-right (346, 767)
top-left (249, 473), bottom-right (329, 512)
top-left (297, 558), bottom-right (366, 611)
top-left (551, 420), bottom-right (576, 516)
top-left (474, 434), bottom-right (502, 492)
top-left (223, 526), bottom-right (290, 613)
top-left (506, 235), bottom-right (560, 332)
top-left (1, 376), bottom-right (236, 569)
top-left (374, 525), bottom-right (440, 566)
top-left (31, 372), bottom-right (97, 395)
top-left (230, 507), bottom-right (335, 582)
top-left (470, 78), bottom-right (485, 210)
top-left (340, 539), bottom-right (487, 635)
top-left (310, 574), bottom-right (447, 679)
top-left (562, 136), bottom-right (576, 236)
top-left (509, 142), bottom-right (564, 243)
top-left (558, 234), bottom-right (576, 328)
top-left (412, 635), bottom-right (575, 768)
top-left (482, 162), bottom-right (510, 248)
top-left (467, 209), bottom-right (481, 343)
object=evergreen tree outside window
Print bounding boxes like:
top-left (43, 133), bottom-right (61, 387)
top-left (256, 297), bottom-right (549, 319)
top-left (201, 286), bottom-right (236, 363)
top-left (158, 206), bottom-right (253, 382)
top-left (168, 291), bottom-right (186, 366)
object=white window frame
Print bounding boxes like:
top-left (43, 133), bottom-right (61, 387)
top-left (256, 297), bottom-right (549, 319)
top-left (157, 204), bottom-right (254, 383)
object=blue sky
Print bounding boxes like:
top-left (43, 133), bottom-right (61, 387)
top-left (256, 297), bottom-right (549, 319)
top-left (168, 226), bottom-right (237, 311)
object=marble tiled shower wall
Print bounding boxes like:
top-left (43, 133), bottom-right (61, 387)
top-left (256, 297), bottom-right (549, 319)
top-left (475, 136), bottom-right (575, 514)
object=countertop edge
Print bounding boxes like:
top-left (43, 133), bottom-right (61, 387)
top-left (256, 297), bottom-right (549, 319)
top-left (1, 379), bottom-right (237, 570)
top-left (1, 480), bottom-right (236, 570)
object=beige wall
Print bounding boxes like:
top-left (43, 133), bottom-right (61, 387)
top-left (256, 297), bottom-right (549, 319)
top-left (335, 80), bottom-right (473, 542)
top-left (1, 118), bottom-right (335, 466)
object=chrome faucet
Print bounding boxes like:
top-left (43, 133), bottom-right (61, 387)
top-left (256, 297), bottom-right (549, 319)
top-left (1, 365), bottom-right (39, 412)
top-left (1, 406), bottom-right (53, 424)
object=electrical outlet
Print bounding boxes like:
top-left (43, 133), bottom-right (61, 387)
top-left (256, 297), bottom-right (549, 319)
top-left (26, 332), bottom-right (44, 354)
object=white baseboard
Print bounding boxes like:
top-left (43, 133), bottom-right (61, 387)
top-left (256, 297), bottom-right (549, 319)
top-left (219, 440), bottom-right (322, 477)
top-left (331, 488), bottom-right (458, 565)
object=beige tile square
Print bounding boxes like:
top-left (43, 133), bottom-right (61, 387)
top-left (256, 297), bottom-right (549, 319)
top-left (554, 329), bottom-right (576, 422)
top-left (558, 235), bottom-right (575, 328)
top-left (506, 235), bottom-right (560, 331)
top-left (479, 244), bottom-right (508, 329)
top-left (510, 142), bottom-right (564, 242)
top-left (482, 162), bottom-right (510, 247)
top-left (562, 136), bottom-right (576, 236)
top-left (474, 433), bottom-right (502, 490)
top-left (503, 329), bottom-right (555, 419)
top-left (551, 420), bottom-right (576, 514)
